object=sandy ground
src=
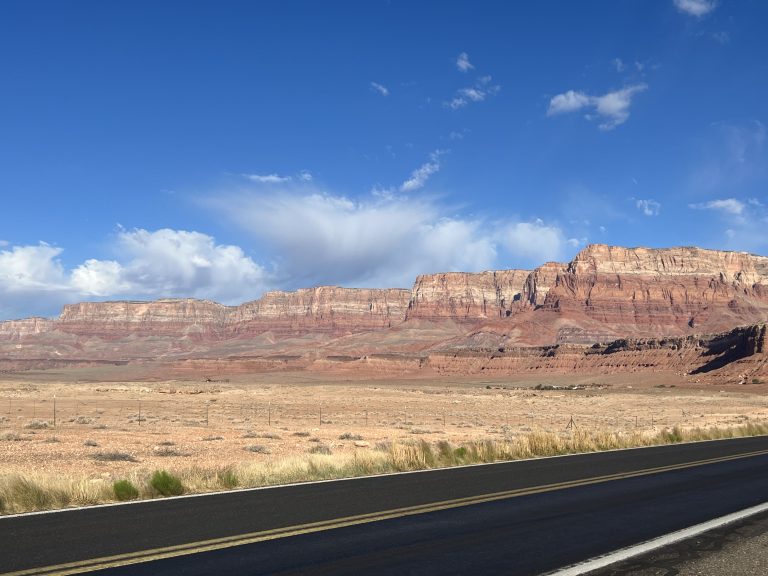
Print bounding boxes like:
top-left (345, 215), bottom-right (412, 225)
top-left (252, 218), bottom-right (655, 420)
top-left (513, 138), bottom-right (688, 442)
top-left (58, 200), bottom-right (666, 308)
top-left (2, 368), bottom-right (768, 479)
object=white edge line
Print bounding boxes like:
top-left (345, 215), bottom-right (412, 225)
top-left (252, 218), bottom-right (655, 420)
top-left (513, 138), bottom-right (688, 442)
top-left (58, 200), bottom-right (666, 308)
top-left (1, 435), bottom-right (766, 520)
top-left (546, 501), bottom-right (768, 576)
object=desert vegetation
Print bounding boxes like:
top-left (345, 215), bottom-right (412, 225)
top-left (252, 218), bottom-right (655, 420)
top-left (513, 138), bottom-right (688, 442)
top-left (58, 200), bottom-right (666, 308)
top-left (2, 422), bottom-right (767, 515)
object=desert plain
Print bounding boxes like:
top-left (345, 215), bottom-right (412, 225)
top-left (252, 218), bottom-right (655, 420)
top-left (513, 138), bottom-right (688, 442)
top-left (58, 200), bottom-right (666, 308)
top-left (2, 365), bottom-right (767, 479)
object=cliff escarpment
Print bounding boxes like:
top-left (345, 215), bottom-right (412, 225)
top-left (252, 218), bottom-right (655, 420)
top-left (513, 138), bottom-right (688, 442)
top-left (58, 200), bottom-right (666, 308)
top-left (406, 270), bottom-right (529, 321)
top-left (516, 245), bottom-right (768, 343)
top-left (0, 244), bottom-right (767, 379)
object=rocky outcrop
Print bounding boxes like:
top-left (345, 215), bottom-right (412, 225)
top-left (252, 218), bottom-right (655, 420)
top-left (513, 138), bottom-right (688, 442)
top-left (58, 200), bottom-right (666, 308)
top-left (229, 287), bottom-right (411, 336)
top-left (521, 262), bottom-right (565, 307)
top-left (428, 322), bottom-right (768, 382)
top-left (525, 245), bottom-right (768, 342)
top-left (406, 270), bottom-right (529, 321)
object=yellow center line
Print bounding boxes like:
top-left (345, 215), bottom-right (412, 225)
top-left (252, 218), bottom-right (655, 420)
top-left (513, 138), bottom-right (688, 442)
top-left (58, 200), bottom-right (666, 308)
top-left (6, 448), bottom-right (768, 576)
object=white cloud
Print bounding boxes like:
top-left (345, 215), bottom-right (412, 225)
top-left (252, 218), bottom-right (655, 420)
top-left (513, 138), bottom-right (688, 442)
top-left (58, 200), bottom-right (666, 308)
top-left (243, 173), bottom-right (292, 184)
top-left (212, 186), bottom-right (571, 288)
top-left (689, 198), bottom-right (745, 215)
top-left (497, 219), bottom-right (568, 264)
top-left (0, 230), bottom-right (267, 319)
top-left (547, 84), bottom-right (647, 130)
top-left (612, 58), bottom-right (626, 72)
top-left (445, 75), bottom-right (500, 110)
top-left (456, 52), bottom-right (474, 72)
top-left (299, 170), bottom-right (313, 182)
top-left (399, 150), bottom-right (444, 192)
top-left (213, 191), bottom-right (495, 287)
top-left (635, 199), bottom-right (661, 216)
top-left (0, 244), bottom-right (74, 319)
top-left (76, 229), bottom-right (267, 302)
top-left (547, 90), bottom-right (592, 115)
top-left (674, 0), bottom-right (717, 17)
top-left (370, 81), bottom-right (389, 97)
top-left (0, 243), bottom-right (68, 292)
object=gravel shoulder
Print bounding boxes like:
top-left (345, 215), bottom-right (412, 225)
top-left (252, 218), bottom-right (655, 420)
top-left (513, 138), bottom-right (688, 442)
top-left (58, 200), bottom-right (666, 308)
top-left (589, 510), bottom-right (768, 576)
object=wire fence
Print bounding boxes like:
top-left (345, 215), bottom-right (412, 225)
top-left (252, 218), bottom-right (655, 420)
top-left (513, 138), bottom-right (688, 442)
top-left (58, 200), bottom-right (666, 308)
top-left (2, 395), bottom-right (766, 434)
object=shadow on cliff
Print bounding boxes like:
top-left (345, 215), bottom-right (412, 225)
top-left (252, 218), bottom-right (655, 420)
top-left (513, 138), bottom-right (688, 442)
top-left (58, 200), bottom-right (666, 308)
top-left (690, 325), bottom-right (766, 374)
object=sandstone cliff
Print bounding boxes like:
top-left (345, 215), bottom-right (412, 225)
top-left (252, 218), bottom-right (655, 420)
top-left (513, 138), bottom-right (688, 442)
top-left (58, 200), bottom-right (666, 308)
top-left (406, 270), bottom-right (529, 321)
top-left (58, 299), bottom-right (229, 338)
top-left (0, 317), bottom-right (54, 340)
top-left (522, 245), bottom-right (768, 343)
top-left (229, 287), bottom-right (411, 336)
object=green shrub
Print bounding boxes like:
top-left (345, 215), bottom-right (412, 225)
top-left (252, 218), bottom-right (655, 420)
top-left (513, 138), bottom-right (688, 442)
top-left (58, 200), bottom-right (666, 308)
top-left (150, 470), bottom-right (184, 496)
top-left (113, 479), bottom-right (139, 501)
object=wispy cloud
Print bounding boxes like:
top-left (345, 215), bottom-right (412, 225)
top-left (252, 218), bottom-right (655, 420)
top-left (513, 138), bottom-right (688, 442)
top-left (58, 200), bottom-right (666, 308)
top-left (689, 198), bottom-right (745, 215)
top-left (688, 121), bottom-right (767, 193)
top-left (243, 170), bottom-right (315, 184)
top-left (400, 150), bottom-right (444, 192)
top-left (446, 75), bottom-right (500, 110)
top-left (674, 0), bottom-right (717, 17)
top-left (547, 84), bottom-right (648, 130)
top-left (688, 198), bottom-right (768, 253)
top-left (635, 199), bottom-right (661, 216)
top-left (612, 58), bottom-right (626, 72)
top-left (243, 173), bottom-right (292, 184)
top-left (212, 188), bottom-right (572, 289)
top-left (370, 81), bottom-right (389, 96)
top-left (456, 52), bottom-right (474, 73)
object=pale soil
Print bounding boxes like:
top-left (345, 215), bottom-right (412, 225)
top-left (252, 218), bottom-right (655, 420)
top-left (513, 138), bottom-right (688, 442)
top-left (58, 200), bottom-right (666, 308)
top-left (1, 368), bottom-right (767, 481)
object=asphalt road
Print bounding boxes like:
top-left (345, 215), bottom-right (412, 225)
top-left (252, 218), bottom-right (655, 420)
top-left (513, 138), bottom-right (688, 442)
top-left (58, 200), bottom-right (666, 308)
top-left (2, 436), bottom-right (768, 576)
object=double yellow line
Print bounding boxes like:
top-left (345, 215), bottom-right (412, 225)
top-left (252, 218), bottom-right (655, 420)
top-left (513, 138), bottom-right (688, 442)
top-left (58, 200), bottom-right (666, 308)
top-left (6, 448), bottom-right (768, 576)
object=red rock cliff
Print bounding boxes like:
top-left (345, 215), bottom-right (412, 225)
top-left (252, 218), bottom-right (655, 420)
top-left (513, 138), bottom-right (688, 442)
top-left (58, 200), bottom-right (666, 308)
top-left (530, 245), bottom-right (768, 341)
top-left (406, 270), bottom-right (530, 321)
top-left (229, 286), bottom-right (411, 336)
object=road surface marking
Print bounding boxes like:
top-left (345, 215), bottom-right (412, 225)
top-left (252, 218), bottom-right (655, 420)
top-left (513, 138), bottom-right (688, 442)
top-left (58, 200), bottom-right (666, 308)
top-left (4, 448), bottom-right (768, 576)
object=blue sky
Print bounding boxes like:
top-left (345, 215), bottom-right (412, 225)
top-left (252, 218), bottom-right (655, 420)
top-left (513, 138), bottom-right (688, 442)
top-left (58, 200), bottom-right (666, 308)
top-left (1, 0), bottom-right (767, 318)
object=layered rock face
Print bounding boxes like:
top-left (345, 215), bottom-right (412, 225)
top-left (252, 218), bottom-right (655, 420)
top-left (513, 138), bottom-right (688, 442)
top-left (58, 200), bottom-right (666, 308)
top-left (0, 317), bottom-right (55, 340)
top-left (521, 262), bottom-right (565, 307)
top-left (526, 245), bottom-right (768, 342)
top-left (230, 287), bottom-right (412, 336)
top-left (406, 270), bottom-right (529, 321)
top-left (58, 299), bottom-right (230, 338)
top-left (1, 288), bottom-right (413, 342)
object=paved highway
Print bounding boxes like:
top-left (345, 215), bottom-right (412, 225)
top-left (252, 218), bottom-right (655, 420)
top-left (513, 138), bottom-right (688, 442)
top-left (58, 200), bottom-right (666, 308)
top-left (2, 436), bottom-right (768, 576)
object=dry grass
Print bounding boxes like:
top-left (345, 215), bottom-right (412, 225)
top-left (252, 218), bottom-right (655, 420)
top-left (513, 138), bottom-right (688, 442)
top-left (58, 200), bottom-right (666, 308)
top-left (1, 422), bottom-right (767, 515)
